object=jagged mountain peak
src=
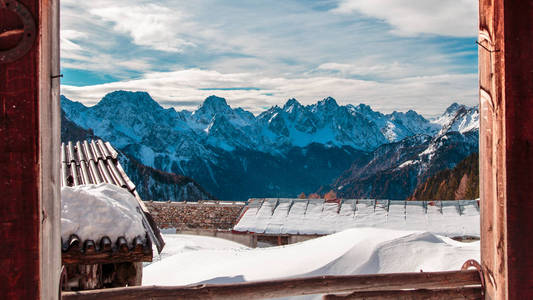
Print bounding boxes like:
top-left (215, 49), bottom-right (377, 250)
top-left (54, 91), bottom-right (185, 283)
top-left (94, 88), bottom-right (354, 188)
top-left (316, 96), bottom-right (339, 109)
top-left (61, 90), bottom-right (474, 155)
top-left (97, 90), bottom-right (162, 111)
top-left (444, 102), bottom-right (464, 114)
top-left (389, 109), bottom-right (420, 118)
top-left (405, 109), bottom-right (420, 117)
top-left (355, 103), bottom-right (374, 112)
top-left (351, 104), bottom-right (384, 120)
top-left (388, 109), bottom-right (433, 129)
top-left (61, 91), bottom-right (479, 201)
top-left (433, 103), bottom-right (479, 137)
top-left (283, 98), bottom-right (303, 112)
top-left (197, 95), bottom-right (232, 114)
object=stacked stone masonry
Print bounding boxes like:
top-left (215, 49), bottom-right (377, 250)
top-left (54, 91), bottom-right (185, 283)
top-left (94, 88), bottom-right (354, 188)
top-left (144, 200), bottom-right (245, 230)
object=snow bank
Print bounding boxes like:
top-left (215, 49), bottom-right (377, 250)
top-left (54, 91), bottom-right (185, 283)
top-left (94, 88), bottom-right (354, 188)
top-left (61, 184), bottom-right (146, 245)
top-left (143, 229), bottom-right (479, 300)
top-left (145, 234), bottom-right (248, 267)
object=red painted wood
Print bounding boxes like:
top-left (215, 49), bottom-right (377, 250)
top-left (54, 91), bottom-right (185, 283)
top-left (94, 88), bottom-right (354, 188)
top-left (0, 0), bottom-right (41, 299)
top-left (0, 8), bottom-right (24, 51)
top-left (504, 1), bottom-right (533, 299)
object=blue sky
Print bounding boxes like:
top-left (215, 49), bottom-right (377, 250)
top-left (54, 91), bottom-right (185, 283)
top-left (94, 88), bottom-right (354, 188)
top-left (60, 0), bottom-right (478, 116)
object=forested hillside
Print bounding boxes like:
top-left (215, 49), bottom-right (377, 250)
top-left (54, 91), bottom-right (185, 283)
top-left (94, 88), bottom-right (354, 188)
top-left (409, 153), bottom-right (479, 200)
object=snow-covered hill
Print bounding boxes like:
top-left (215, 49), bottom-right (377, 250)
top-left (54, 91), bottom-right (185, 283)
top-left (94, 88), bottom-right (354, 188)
top-left (61, 91), bottom-right (478, 200)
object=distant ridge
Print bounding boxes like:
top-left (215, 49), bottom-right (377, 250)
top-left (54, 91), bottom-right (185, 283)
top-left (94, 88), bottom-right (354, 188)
top-left (61, 91), bottom-right (478, 200)
top-left (326, 103), bottom-right (479, 200)
top-left (61, 110), bottom-right (212, 202)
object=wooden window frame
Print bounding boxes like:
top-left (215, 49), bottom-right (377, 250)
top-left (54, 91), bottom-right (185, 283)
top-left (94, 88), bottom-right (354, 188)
top-left (3, 0), bottom-right (533, 299)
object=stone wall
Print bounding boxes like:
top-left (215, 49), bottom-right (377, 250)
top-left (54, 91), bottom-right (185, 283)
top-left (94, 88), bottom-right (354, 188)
top-left (144, 200), bottom-right (246, 230)
top-left (144, 200), bottom-right (325, 248)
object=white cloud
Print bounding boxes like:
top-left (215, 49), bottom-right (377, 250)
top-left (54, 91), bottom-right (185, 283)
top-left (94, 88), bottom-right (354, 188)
top-left (59, 1), bottom-right (478, 115)
top-left (317, 60), bottom-right (411, 79)
top-left (333, 0), bottom-right (477, 37)
top-left (60, 30), bottom-right (87, 51)
top-left (60, 1), bottom-right (159, 75)
top-left (89, 4), bottom-right (195, 53)
top-left (61, 68), bottom-right (477, 116)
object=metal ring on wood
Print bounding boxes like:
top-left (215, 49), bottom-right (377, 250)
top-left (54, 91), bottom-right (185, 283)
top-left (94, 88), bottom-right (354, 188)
top-left (0, 0), bottom-right (36, 64)
top-left (461, 259), bottom-right (485, 294)
top-left (59, 266), bottom-right (67, 297)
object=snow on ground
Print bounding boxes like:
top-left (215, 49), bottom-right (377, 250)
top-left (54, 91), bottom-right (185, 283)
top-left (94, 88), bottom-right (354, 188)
top-left (143, 229), bottom-right (479, 300)
top-left (61, 184), bottom-right (146, 245)
top-left (145, 233), bottom-right (248, 267)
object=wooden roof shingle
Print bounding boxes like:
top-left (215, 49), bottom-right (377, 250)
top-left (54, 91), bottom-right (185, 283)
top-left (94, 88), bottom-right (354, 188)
top-left (60, 139), bottom-right (165, 264)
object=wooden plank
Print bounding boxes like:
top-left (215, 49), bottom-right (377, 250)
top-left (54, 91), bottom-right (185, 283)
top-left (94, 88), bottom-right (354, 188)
top-left (0, 1), bottom-right (39, 298)
top-left (62, 250), bottom-right (153, 265)
top-left (478, 1), bottom-right (506, 299)
top-left (479, 0), bottom-right (533, 299)
top-left (502, 1), bottom-right (533, 299)
top-left (322, 287), bottom-right (483, 300)
top-left (79, 265), bottom-right (100, 290)
top-left (1, 0), bottom-right (60, 299)
top-left (61, 270), bottom-right (480, 300)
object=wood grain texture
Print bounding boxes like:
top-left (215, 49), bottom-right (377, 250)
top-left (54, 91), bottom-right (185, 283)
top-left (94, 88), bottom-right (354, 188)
top-left (502, 1), bottom-right (533, 299)
top-left (479, 1), bottom-right (533, 299)
top-left (62, 249), bottom-right (153, 265)
top-left (61, 270), bottom-right (480, 300)
top-left (0, 0), bottom-right (40, 299)
top-left (322, 287), bottom-right (483, 300)
top-left (0, 0), bottom-right (59, 299)
top-left (479, 1), bottom-right (506, 299)
top-left (39, 0), bottom-right (61, 299)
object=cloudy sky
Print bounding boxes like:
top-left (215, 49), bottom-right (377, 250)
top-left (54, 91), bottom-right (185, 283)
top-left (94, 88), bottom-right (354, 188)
top-left (60, 0), bottom-right (478, 116)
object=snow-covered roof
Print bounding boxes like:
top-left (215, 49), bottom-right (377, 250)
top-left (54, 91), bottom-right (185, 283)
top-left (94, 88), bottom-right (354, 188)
top-left (62, 184), bottom-right (152, 263)
top-left (60, 139), bottom-right (165, 258)
top-left (233, 198), bottom-right (480, 238)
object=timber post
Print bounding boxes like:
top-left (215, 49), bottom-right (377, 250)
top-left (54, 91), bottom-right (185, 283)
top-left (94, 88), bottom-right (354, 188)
top-left (479, 0), bottom-right (533, 299)
top-left (0, 0), bottom-right (60, 299)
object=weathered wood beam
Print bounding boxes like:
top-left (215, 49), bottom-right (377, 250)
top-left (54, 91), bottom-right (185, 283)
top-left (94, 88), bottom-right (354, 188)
top-left (40, 0), bottom-right (61, 296)
top-left (62, 250), bottom-right (153, 265)
top-left (322, 287), bottom-right (483, 300)
top-left (479, 0), bottom-right (533, 299)
top-left (0, 0), bottom-right (60, 299)
top-left (61, 270), bottom-right (480, 300)
top-left (61, 234), bottom-right (153, 264)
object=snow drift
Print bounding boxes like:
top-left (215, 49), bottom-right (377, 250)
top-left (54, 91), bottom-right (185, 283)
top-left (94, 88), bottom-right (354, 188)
top-left (143, 229), bottom-right (479, 299)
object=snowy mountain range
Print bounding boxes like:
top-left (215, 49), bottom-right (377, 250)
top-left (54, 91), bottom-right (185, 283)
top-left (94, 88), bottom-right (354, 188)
top-left (61, 91), bottom-right (479, 200)
top-left (330, 104), bottom-right (479, 199)
top-left (61, 110), bottom-right (212, 202)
